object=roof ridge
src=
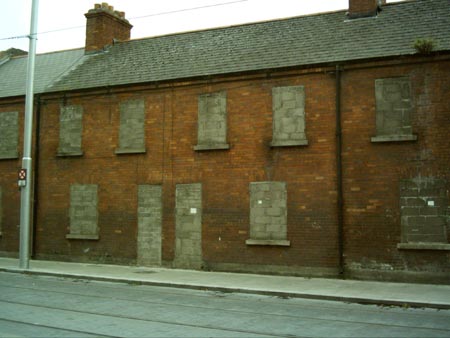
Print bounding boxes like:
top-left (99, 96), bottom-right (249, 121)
top-left (105, 0), bottom-right (417, 48)
top-left (6, 0), bottom-right (449, 96)
top-left (45, 52), bottom-right (90, 92)
top-left (37, 47), bottom-right (85, 57)
top-left (120, 8), bottom-right (348, 47)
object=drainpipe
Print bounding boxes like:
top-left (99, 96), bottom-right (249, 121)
top-left (335, 64), bottom-right (345, 277)
top-left (31, 96), bottom-right (41, 258)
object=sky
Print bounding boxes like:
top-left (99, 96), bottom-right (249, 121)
top-left (1, 0), bottom-right (401, 54)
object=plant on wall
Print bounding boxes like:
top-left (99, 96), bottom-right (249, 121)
top-left (413, 38), bottom-right (435, 55)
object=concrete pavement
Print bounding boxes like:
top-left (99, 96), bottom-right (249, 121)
top-left (1, 257), bottom-right (449, 309)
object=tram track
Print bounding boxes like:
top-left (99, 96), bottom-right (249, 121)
top-left (1, 272), bottom-right (450, 337)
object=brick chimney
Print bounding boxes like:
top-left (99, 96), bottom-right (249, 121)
top-left (348, 0), bottom-right (386, 19)
top-left (85, 2), bottom-right (132, 53)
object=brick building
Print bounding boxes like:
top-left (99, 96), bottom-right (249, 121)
top-left (0, 0), bottom-right (449, 283)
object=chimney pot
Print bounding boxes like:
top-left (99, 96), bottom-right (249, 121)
top-left (348, 0), bottom-right (382, 19)
top-left (84, 2), bottom-right (132, 53)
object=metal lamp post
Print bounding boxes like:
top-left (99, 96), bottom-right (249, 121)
top-left (19, 0), bottom-right (39, 269)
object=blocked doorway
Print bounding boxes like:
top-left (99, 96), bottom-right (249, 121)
top-left (174, 183), bottom-right (202, 269)
top-left (137, 185), bottom-right (162, 266)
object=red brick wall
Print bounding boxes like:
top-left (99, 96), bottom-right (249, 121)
top-left (1, 55), bottom-right (449, 281)
top-left (35, 93), bottom-right (162, 263)
top-left (163, 74), bottom-right (339, 271)
top-left (29, 72), bottom-right (339, 271)
top-left (0, 100), bottom-right (25, 256)
top-left (341, 58), bottom-right (450, 281)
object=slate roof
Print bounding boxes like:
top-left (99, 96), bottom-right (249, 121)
top-left (1, 0), bottom-right (449, 97)
top-left (0, 48), bottom-right (84, 98)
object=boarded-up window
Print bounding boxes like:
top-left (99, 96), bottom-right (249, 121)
top-left (399, 177), bottom-right (448, 245)
top-left (115, 99), bottom-right (146, 154)
top-left (66, 184), bottom-right (99, 240)
top-left (246, 182), bottom-right (290, 246)
top-left (271, 86), bottom-right (308, 147)
top-left (372, 77), bottom-right (417, 142)
top-left (0, 111), bottom-right (19, 159)
top-left (194, 92), bottom-right (229, 151)
top-left (57, 105), bottom-right (83, 156)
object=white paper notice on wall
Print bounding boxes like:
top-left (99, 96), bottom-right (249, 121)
top-left (428, 200), bottom-right (435, 206)
top-left (258, 200), bottom-right (263, 205)
top-left (190, 208), bottom-right (197, 214)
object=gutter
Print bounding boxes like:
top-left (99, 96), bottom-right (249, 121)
top-left (31, 95), bottom-right (41, 258)
top-left (335, 65), bottom-right (345, 277)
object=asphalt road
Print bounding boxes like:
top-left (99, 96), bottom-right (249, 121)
top-left (0, 271), bottom-right (449, 337)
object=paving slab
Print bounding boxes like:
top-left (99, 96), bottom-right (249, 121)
top-left (1, 257), bottom-right (449, 309)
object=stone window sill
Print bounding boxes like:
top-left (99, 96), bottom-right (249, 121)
top-left (0, 151), bottom-right (19, 160)
top-left (371, 134), bottom-right (417, 143)
top-left (66, 234), bottom-right (99, 240)
top-left (115, 148), bottom-right (146, 155)
top-left (57, 150), bottom-right (83, 157)
top-left (246, 239), bottom-right (291, 246)
top-left (397, 242), bottom-right (450, 251)
top-left (270, 140), bottom-right (308, 147)
top-left (194, 143), bottom-right (230, 151)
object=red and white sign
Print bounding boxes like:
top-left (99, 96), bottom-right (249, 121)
top-left (18, 169), bottom-right (27, 181)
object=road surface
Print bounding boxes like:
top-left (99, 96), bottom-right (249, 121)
top-left (0, 271), bottom-right (449, 337)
